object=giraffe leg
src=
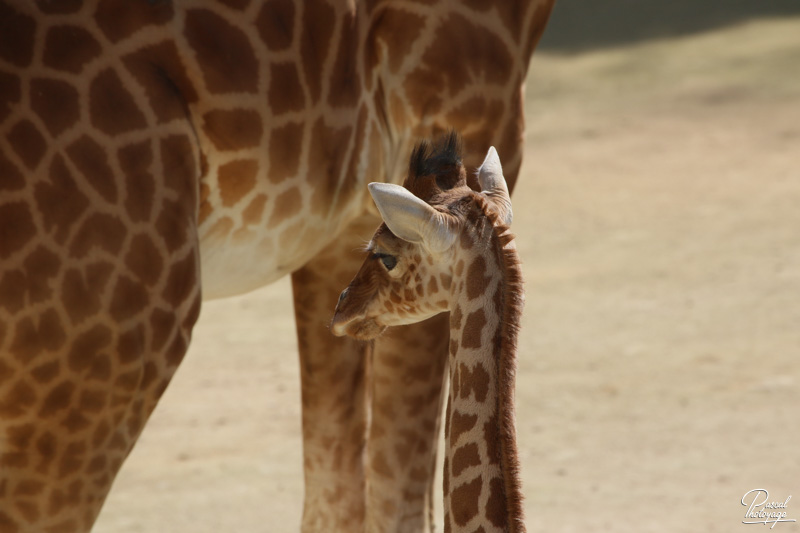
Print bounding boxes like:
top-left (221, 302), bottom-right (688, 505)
top-left (0, 53), bottom-right (202, 526)
top-left (0, 219), bottom-right (201, 532)
top-left (367, 315), bottom-right (449, 533)
top-left (291, 215), bottom-right (378, 532)
top-left (292, 212), bottom-right (449, 533)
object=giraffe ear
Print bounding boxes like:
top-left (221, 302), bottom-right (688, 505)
top-left (368, 183), bottom-right (456, 252)
top-left (477, 146), bottom-right (513, 225)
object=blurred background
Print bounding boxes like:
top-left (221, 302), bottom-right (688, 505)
top-left (95, 3), bottom-right (800, 532)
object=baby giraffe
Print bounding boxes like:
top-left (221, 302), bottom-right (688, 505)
top-left (331, 133), bottom-right (526, 533)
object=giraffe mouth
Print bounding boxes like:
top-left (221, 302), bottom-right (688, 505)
top-left (331, 315), bottom-right (387, 340)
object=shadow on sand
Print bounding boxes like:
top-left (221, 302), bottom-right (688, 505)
top-left (538, 0), bottom-right (800, 52)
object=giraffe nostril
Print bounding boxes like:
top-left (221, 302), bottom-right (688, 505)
top-left (337, 288), bottom-right (348, 305)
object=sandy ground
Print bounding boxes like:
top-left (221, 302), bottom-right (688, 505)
top-left (94, 17), bottom-right (800, 533)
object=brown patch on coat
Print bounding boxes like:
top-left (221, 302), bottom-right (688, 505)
top-left (94, 0), bottom-right (173, 42)
top-left (268, 122), bottom-right (304, 183)
top-left (243, 194), bottom-right (268, 225)
top-left (0, 71), bottom-right (21, 127)
top-left (0, 380), bottom-right (36, 418)
top-left (451, 442), bottom-right (481, 477)
top-left (42, 25), bottom-right (101, 74)
top-left (22, 247), bottom-right (60, 305)
top-left (203, 109), bottom-right (263, 151)
top-left (465, 256), bottom-right (490, 300)
top-left (110, 275), bottom-right (149, 322)
top-left (218, 0), bottom-right (250, 9)
top-left (486, 476), bottom-right (508, 528)
top-left (61, 265), bottom-right (112, 326)
top-left (0, 202), bottom-right (34, 260)
top-left (449, 410), bottom-right (477, 446)
top-left (450, 475), bottom-right (482, 526)
top-left (404, 13), bottom-right (511, 116)
top-left (256, 0), bottom-right (295, 51)
top-left (125, 234), bottom-right (163, 286)
top-left (268, 62), bottom-right (306, 113)
top-left (484, 414), bottom-right (501, 465)
top-left (161, 252), bottom-right (197, 308)
top-left (268, 187), bottom-right (303, 228)
top-left (0, 2), bottom-right (35, 68)
top-left (90, 68), bottom-right (148, 136)
top-left (70, 213), bottom-right (126, 258)
top-left (160, 134), bottom-right (197, 196)
top-left (7, 120), bottom-right (45, 171)
top-left (30, 78), bottom-right (80, 137)
top-left (299, 0), bottom-right (335, 103)
top-left (307, 118), bottom-right (352, 213)
top-left (123, 40), bottom-right (199, 123)
top-left (458, 362), bottom-right (489, 403)
top-left (0, 151), bottom-right (24, 195)
top-left (117, 142), bottom-right (155, 223)
top-left (156, 199), bottom-right (191, 253)
top-left (328, 8), bottom-right (359, 108)
top-left (184, 9), bottom-right (258, 94)
top-left (460, 309), bottom-right (486, 349)
top-left (65, 135), bottom-right (118, 203)
top-left (217, 159), bottom-right (258, 207)
top-left (35, 0), bottom-right (81, 14)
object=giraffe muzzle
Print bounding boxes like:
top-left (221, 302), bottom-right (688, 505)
top-left (330, 303), bottom-right (386, 340)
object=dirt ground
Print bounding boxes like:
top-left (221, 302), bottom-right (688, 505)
top-left (94, 17), bottom-right (800, 533)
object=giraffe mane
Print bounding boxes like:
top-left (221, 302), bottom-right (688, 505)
top-left (468, 191), bottom-right (526, 532)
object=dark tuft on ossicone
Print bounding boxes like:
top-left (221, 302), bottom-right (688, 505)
top-left (404, 130), bottom-right (466, 200)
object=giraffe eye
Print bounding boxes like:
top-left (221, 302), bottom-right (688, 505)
top-left (373, 253), bottom-right (397, 271)
top-left (381, 255), bottom-right (397, 271)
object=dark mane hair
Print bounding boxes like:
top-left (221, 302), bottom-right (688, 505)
top-left (403, 130), bottom-right (467, 200)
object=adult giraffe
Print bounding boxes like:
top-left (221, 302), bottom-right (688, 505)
top-left (0, 1), bottom-right (553, 531)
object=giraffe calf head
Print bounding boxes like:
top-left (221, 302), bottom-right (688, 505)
top-left (331, 136), bottom-right (512, 341)
top-left (331, 191), bottom-right (457, 340)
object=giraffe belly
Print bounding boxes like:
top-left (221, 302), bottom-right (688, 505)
top-left (198, 231), bottom-right (314, 300)
top-left (199, 242), bottom-right (293, 300)
top-left (197, 206), bottom-right (361, 300)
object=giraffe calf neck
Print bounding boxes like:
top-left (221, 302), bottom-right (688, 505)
top-left (442, 194), bottom-right (525, 533)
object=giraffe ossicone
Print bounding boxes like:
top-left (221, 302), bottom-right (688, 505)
top-left (332, 132), bottom-right (527, 532)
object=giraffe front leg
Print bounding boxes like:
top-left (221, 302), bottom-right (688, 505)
top-left (291, 219), bottom-right (374, 532)
top-left (294, 214), bottom-right (449, 533)
top-left (367, 315), bottom-right (449, 533)
top-left (0, 223), bottom-right (201, 533)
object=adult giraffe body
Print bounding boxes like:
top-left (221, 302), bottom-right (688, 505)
top-left (0, 1), bottom-right (553, 531)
